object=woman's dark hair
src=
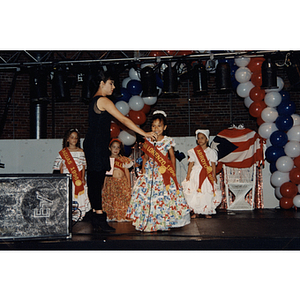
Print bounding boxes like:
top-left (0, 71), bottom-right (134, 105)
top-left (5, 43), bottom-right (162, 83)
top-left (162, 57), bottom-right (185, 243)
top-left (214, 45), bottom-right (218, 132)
top-left (90, 70), bottom-right (115, 97)
top-left (62, 128), bottom-right (81, 148)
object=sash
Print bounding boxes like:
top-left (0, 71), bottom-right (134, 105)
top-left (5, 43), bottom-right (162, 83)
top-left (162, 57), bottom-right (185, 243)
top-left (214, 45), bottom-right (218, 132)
top-left (59, 147), bottom-right (85, 198)
top-left (114, 157), bottom-right (125, 173)
top-left (142, 139), bottom-right (179, 193)
top-left (193, 145), bottom-right (215, 195)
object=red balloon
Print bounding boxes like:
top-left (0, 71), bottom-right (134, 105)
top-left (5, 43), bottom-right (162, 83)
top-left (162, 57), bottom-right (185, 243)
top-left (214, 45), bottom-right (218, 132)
top-left (257, 116), bottom-right (264, 126)
top-left (129, 110), bottom-right (146, 125)
top-left (290, 167), bottom-right (300, 184)
top-left (110, 122), bottom-right (120, 138)
top-left (141, 103), bottom-right (151, 114)
top-left (294, 156), bottom-right (300, 169)
top-left (247, 57), bottom-right (265, 72)
top-left (251, 71), bottom-right (263, 87)
top-left (249, 87), bottom-right (265, 102)
top-left (149, 51), bottom-right (166, 57)
top-left (280, 181), bottom-right (298, 198)
top-left (280, 196), bottom-right (294, 209)
top-left (249, 101), bottom-right (266, 118)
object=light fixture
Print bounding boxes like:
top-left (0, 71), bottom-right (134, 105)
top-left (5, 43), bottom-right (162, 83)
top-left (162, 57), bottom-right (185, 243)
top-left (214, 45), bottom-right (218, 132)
top-left (81, 66), bottom-right (97, 103)
top-left (216, 62), bottom-right (232, 92)
top-left (192, 62), bottom-right (208, 95)
top-left (29, 67), bottom-right (49, 100)
top-left (261, 56), bottom-right (278, 89)
top-left (162, 61), bottom-right (179, 97)
top-left (141, 66), bottom-right (158, 97)
top-left (53, 66), bottom-right (71, 101)
top-left (285, 53), bottom-right (300, 89)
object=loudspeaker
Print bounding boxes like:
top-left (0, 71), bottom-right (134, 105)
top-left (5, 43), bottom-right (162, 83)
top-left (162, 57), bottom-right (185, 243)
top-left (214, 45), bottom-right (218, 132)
top-left (0, 174), bottom-right (72, 241)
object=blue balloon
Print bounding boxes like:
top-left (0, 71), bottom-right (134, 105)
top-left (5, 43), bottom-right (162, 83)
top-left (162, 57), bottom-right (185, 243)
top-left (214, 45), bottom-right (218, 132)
top-left (117, 87), bottom-right (131, 102)
top-left (124, 145), bottom-right (132, 157)
top-left (277, 100), bottom-right (296, 116)
top-left (270, 130), bottom-right (288, 147)
top-left (270, 161), bottom-right (277, 173)
top-left (280, 90), bottom-right (290, 101)
top-left (265, 146), bottom-right (286, 163)
top-left (127, 79), bottom-right (142, 95)
top-left (156, 73), bottom-right (163, 88)
top-left (275, 115), bottom-right (294, 131)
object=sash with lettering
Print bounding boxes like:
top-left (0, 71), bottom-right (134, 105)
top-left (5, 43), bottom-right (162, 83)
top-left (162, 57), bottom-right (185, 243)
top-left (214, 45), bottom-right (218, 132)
top-left (114, 157), bottom-right (125, 173)
top-left (194, 145), bottom-right (215, 195)
top-left (59, 147), bottom-right (84, 198)
top-left (142, 139), bottom-right (180, 194)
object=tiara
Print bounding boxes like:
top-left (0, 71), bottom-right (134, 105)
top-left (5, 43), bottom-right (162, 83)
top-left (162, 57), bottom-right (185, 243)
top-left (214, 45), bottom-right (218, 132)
top-left (153, 110), bottom-right (167, 117)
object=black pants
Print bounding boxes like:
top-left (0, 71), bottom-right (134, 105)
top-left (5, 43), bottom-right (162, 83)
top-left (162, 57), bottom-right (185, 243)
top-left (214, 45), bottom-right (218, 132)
top-left (87, 170), bottom-right (106, 211)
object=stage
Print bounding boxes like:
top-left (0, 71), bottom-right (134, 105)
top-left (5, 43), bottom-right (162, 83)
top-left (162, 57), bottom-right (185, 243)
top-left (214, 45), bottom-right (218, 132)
top-left (1, 208), bottom-right (300, 250)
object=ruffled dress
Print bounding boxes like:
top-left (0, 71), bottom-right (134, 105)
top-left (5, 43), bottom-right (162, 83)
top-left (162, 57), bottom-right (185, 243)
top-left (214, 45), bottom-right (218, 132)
top-left (102, 156), bottom-right (133, 222)
top-left (126, 136), bottom-right (190, 232)
top-left (182, 147), bottom-right (221, 215)
top-left (53, 150), bottom-right (91, 221)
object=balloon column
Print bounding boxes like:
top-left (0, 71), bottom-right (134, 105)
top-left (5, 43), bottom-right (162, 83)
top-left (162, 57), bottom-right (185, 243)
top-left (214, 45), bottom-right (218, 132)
top-left (234, 56), bottom-right (300, 209)
top-left (110, 67), bottom-right (159, 154)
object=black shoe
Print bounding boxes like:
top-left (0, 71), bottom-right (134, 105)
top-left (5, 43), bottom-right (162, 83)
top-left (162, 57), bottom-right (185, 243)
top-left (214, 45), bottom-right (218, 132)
top-left (82, 209), bottom-right (93, 222)
top-left (92, 212), bottom-right (116, 232)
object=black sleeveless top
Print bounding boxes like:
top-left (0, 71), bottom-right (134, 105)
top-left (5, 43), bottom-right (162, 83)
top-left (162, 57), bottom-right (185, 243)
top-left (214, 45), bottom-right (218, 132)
top-left (83, 96), bottom-right (112, 172)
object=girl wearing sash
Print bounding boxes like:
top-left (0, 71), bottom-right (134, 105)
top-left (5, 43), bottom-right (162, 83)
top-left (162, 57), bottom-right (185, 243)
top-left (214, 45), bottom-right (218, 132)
top-left (102, 138), bottom-right (133, 221)
top-left (182, 129), bottom-right (221, 218)
top-left (53, 128), bottom-right (91, 221)
top-left (126, 111), bottom-right (190, 232)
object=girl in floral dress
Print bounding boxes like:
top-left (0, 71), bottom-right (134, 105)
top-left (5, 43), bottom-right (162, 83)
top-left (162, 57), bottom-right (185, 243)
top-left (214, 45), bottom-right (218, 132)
top-left (53, 128), bottom-right (91, 222)
top-left (126, 111), bottom-right (190, 232)
top-left (102, 138), bottom-right (133, 221)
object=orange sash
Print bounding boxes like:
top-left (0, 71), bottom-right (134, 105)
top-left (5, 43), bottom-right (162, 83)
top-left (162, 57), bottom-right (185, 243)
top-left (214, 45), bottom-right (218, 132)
top-left (142, 139), bottom-right (179, 193)
top-left (114, 157), bottom-right (125, 173)
top-left (194, 145), bottom-right (215, 194)
top-left (59, 147), bottom-right (84, 198)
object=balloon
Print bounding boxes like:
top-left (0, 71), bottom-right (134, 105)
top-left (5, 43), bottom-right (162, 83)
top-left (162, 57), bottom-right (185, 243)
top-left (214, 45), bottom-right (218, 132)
top-left (244, 96), bottom-right (254, 108)
top-left (123, 145), bottom-right (132, 157)
top-left (235, 67), bottom-right (252, 83)
top-left (115, 100), bottom-right (130, 115)
top-left (275, 186), bottom-right (282, 199)
top-left (270, 130), bottom-right (288, 147)
top-left (141, 103), bottom-right (151, 114)
top-left (258, 122), bottom-right (278, 139)
top-left (280, 182), bottom-right (298, 198)
top-left (275, 115), bottom-right (293, 131)
top-left (265, 145), bottom-right (285, 163)
top-left (270, 161), bottom-right (277, 173)
top-left (293, 195), bottom-right (300, 208)
top-left (294, 155), bottom-right (300, 168)
top-left (117, 87), bottom-right (131, 102)
top-left (275, 155), bottom-right (294, 173)
top-left (249, 86), bottom-right (265, 102)
top-left (247, 57), bottom-right (265, 72)
top-left (110, 122), bottom-right (120, 138)
top-left (143, 96), bottom-right (158, 106)
top-left (129, 68), bottom-right (140, 81)
top-left (261, 107), bottom-right (278, 123)
top-left (284, 141), bottom-right (300, 158)
top-left (280, 197), bottom-right (294, 209)
top-left (128, 95), bottom-right (144, 111)
top-left (156, 73), bottom-right (164, 88)
top-left (249, 101), bottom-right (266, 118)
top-left (257, 116), bottom-right (264, 126)
top-left (292, 114), bottom-right (300, 126)
top-left (127, 79), bottom-right (143, 95)
top-left (276, 100), bottom-right (296, 116)
top-left (264, 91), bottom-right (282, 107)
top-left (270, 170), bottom-right (290, 187)
top-left (234, 57), bottom-right (250, 67)
top-left (118, 130), bottom-right (136, 146)
top-left (236, 81), bottom-right (255, 98)
top-left (287, 125), bottom-right (300, 142)
top-left (290, 167), bottom-right (300, 184)
top-left (265, 77), bottom-right (284, 93)
top-left (280, 90), bottom-right (290, 102)
top-left (128, 110), bottom-right (146, 125)
top-left (250, 70), bottom-right (262, 86)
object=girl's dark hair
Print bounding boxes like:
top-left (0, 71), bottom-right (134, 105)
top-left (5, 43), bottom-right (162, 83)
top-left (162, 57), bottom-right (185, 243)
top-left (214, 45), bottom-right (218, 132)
top-left (151, 113), bottom-right (168, 135)
top-left (109, 138), bottom-right (124, 156)
top-left (62, 128), bottom-right (81, 148)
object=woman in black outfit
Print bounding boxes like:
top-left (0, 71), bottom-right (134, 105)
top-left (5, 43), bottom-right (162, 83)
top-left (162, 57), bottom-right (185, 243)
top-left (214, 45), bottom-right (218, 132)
top-left (83, 71), bottom-right (157, 232)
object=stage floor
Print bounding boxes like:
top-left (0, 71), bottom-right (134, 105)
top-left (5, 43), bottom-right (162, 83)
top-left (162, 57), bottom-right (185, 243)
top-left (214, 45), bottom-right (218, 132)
top-left (1, 208), bottom-right (300, 250)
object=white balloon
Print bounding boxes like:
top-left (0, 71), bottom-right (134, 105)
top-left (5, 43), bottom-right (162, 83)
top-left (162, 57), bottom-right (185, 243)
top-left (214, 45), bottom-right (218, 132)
top-left (275, 186), bottom-right (282, 199)
top-left (287, 125), bottom-right (300, 142)
top-left (261, 107), bottom-right (278, 123)
top-left (270, 170), bottom-right (290, 187)
top-left (284, 141), bottom-right (300, 158)
top-left (122, 77), bottom-right (131, 88)
top-left (115, 100), bottom-right (130, 115)
top-left (264, 91), bottom-right (282, 107)
top-left (258, 122), bottom-right (278, 139)
top-left (265, 77), bottom-right (284, 93)
top-left (235, 67), bottom-right (252, 83)
top-left (244, 96), bottom-right (253, 108)
top-left (293, 195), bottom-right (300, 208)
top-left (118, 130), bottom-right (136, 146)
top-left (128, 95), bottom-right (144, 111)
top-left (266, 138), bottom-right (272, 148)
top-left (236, 81), bottom-right (255, 98)
top-left (298, 184), bottom-right (300, 194)
top-left (275, 155), bottom-right (294, 173)
top-left (129, 68), bottom-right (140, 81)
top-left (292, 114), bottom-right (300, 126)
top-left (234, 57), bottom-right (250, 67)
top-left (143, 96), bottom-right (158, 106)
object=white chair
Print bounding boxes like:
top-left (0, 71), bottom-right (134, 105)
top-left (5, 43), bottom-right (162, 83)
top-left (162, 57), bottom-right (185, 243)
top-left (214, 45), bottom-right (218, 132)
top-left (223, 164), bottom-right (257, 210)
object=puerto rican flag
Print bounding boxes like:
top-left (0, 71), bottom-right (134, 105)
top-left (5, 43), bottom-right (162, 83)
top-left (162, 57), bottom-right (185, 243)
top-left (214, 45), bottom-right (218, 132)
top-left (211, 126), bottom-right (264, 172)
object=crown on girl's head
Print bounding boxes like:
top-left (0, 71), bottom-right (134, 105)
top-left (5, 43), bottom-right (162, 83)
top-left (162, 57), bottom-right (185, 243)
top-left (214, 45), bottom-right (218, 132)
top-left (153, 110), bottom-right (167, 117)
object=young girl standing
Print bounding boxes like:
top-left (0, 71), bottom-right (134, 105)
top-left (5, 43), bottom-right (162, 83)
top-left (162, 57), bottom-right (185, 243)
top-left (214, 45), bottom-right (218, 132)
top-left (102, 138), bottom-right (133, 222)
top-left (53, 128), bottom-right (91, 222)
top-left (126, 111), bottom-right (190, 232)
top-left (182, 129), bottom-right (221, 218)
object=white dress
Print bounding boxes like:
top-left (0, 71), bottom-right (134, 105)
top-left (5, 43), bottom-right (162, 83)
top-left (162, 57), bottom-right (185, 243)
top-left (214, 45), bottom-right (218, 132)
top-left (53, 151), bottom-right (91, 221)
top-left (182, 147), bottom-right (221, 215)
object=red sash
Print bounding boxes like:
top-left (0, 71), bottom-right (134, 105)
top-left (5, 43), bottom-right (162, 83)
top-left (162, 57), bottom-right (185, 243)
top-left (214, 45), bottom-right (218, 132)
top-left (59, 147), bottom-right (84, 198)
top-left (142, 139), bottom-right (179, 193)
top-left (114, 157), bottom-right (125, 173)
top-left (193, 145), bottom-right (215, 194)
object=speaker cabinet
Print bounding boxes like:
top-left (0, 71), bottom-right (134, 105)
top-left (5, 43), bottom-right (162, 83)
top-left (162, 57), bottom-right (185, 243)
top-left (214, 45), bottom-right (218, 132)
top-left (0, 174), bottom-right (72, 240)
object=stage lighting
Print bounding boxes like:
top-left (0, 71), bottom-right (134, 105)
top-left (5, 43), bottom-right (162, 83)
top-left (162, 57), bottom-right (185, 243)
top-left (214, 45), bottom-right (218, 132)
top-left (192, 63), bottom-right (208, 95)
top-left (81, 67), bottom-right (97, 103)
top-left (162, 61), bottom-right (179, 97)
top-left (53, 67), bottom-right (71, 101)
top-left (285, 53), bottom-right (300, 89)
top-left (216, 62), bottom-right (232, 92)
top-left (141, 66), bottom-right (158, 97)
top-left (29, 68), bottom-right (49, 101)
top-left (261, 56), bottom-right (278, 89)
